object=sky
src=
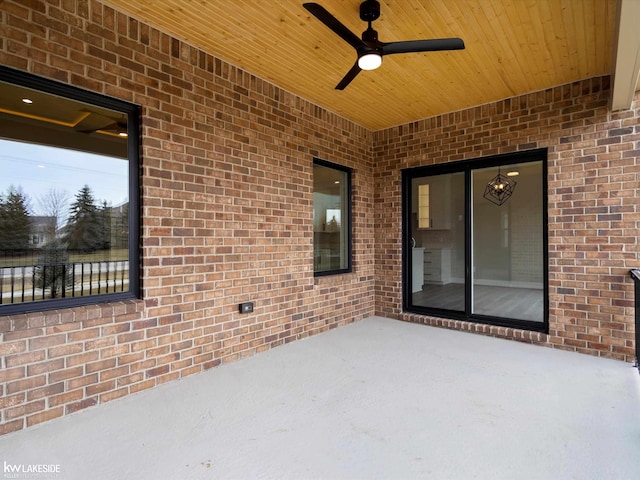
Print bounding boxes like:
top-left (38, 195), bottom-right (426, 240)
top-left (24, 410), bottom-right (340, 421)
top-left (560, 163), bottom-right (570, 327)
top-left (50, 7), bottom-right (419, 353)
top-left (0, 138), bottom-right (128, 222)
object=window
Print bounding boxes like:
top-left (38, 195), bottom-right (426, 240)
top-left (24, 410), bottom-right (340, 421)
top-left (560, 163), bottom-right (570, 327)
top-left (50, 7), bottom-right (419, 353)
top-left (313, 159), bottom-right (352, 276)
top-left (0, 66), bottom-right (140, 314)
top-left (403, 150), bottom-right (548, 332)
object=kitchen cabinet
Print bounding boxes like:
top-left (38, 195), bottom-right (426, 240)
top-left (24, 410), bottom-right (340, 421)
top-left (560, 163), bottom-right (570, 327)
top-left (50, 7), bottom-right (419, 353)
top-left (423, 248), bottom-right (451, 285)
top-left (414, 178), bottom-right (451, 230)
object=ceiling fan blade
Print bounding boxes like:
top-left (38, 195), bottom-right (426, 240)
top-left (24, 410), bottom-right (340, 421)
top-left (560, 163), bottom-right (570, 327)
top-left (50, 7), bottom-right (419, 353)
top-left (335, 62), bottom-right (362, 90)
top-left (74, 117), bottom-right (106, 132)
top-left (303, 3), bottom-right (364, 50)
top-left (382, 38), bottom-right (465, 55)
top-left (79, 121), bottom-right (119, 134)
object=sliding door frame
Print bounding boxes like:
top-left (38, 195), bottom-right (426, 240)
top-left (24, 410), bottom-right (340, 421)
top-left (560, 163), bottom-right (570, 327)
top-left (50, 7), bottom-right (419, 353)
top-left (402, 149), bottom-right (549, 333)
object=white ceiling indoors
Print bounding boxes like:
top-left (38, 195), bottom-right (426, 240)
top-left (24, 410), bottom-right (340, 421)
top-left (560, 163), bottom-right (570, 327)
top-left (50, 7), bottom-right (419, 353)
top-left (102, 0), bottom-right (640, 130)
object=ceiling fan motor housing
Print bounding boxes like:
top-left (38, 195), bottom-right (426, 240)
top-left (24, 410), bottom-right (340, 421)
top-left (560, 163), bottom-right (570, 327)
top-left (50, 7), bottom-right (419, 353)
top-left (362, 27), bottom-right (379, 44)
top-left (360, 0), bottom-right (380, 22)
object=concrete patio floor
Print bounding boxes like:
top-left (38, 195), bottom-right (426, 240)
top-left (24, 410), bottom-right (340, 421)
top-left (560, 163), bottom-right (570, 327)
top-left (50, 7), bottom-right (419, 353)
top-left (1, 316), bottom-right (640, 479)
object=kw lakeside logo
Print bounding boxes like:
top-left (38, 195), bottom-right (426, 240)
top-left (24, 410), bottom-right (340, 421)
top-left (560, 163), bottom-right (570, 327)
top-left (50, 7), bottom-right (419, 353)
top-left (3, 461), bottom-right (61, 479)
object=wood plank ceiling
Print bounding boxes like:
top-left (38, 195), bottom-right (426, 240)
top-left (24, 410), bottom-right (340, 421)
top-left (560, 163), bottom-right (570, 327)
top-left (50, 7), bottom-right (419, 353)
top-left (102, 0), bottom-right (618, 130)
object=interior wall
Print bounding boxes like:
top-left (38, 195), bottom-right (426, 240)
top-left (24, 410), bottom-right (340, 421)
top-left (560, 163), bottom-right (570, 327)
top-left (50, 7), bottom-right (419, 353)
top-left (471, 162), bottom-right (544, 286)
top-left (507, 164), bottom-right (544, 285)
top-left (0, 0), bottom-right (375, 435)
top-left (373, 77), bottom-right (639, 360)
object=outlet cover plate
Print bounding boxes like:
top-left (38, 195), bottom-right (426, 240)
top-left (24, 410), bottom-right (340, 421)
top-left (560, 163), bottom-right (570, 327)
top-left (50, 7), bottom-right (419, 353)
top-left (239, 302), bottom-right (254, 313)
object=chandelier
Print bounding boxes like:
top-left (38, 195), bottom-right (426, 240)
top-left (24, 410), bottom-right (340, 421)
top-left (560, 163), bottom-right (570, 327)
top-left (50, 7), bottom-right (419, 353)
top-left (483, 168), bottom-right (517, 206)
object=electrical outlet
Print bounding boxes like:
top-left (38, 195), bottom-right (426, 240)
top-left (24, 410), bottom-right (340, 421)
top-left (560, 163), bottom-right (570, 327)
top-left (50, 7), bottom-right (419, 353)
top-left (239, 302), bottom-right (254, 313)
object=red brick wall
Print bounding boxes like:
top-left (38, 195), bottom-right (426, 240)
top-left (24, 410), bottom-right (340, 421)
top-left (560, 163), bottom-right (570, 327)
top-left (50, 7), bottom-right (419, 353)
top-left (373, 77), bottom-right (639, 361)
top-left (0, 0), bottom-right (375, 434)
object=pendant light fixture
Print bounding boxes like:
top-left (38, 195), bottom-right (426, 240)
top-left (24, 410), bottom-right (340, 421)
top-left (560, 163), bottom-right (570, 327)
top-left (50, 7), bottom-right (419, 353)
top-left (483, 167), bottom-right (517, 206)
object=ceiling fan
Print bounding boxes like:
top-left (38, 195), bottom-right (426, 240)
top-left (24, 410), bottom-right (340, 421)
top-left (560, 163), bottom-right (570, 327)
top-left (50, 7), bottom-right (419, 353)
top-left (303, 1), bottom-right (465, 90)
top-left (74, 109), bottom-right (128, 136)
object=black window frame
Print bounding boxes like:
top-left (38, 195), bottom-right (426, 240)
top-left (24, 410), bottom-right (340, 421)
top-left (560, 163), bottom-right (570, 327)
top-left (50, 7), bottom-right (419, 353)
top-left (0, 66), bottom-right (140, 315)
top-left (402, 149), bottom-right (549, 333)
top-left (313, 158), bottom-right (353, 277)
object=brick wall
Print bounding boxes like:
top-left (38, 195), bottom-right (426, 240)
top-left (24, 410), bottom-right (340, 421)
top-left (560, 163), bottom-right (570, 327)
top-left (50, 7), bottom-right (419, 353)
top-left (0, 0), bottom-right (375, 434)
top-left (373, 77), bottom-right (639, 361)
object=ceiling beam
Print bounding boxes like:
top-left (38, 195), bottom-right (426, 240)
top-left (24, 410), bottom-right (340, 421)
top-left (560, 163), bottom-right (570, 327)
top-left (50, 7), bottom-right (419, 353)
top-left (610, 0), bottom-right (640, 111)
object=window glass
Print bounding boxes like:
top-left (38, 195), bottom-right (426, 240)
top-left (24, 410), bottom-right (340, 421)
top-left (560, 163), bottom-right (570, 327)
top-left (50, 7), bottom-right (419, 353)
top-left (411, 172), bottom-right (465, 311)
top-left (471, 161), bottom-right (544, 322)
top-left (313, 160), bottom-right (352, 275)
top-left (0, 67), bottom-right (139, 314)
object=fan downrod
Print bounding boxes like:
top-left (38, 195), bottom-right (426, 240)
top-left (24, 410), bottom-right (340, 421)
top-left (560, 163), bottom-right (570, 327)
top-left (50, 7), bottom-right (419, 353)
top-left (359, 0), bottom-right (380, 22)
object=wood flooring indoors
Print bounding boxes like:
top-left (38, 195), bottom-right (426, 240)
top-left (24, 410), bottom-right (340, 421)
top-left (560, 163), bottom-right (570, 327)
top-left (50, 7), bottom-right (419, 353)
top-left (413, 283), bottom-right (544, 322)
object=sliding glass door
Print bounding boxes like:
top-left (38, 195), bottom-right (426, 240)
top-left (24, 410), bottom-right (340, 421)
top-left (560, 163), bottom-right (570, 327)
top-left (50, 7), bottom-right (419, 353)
top-left (471, 162), bottom-right (544, 322)
top-left (404, 150), bottom-right (547, 332)
top-left (410, 172), bottom-right (465, 312)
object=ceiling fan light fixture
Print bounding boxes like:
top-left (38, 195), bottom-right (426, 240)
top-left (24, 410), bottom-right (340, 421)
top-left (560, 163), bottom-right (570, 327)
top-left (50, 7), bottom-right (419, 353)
top-left (304, 2), bottom-right (464, 89)
top-left (358, 52), bottom-right (382, 70)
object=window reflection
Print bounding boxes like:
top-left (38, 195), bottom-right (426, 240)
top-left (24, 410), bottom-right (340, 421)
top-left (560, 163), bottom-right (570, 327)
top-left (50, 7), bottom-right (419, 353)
top-left (313, 160), bottom-right (351, 275)
top-left (0, 68), bottom-right (138, 313)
